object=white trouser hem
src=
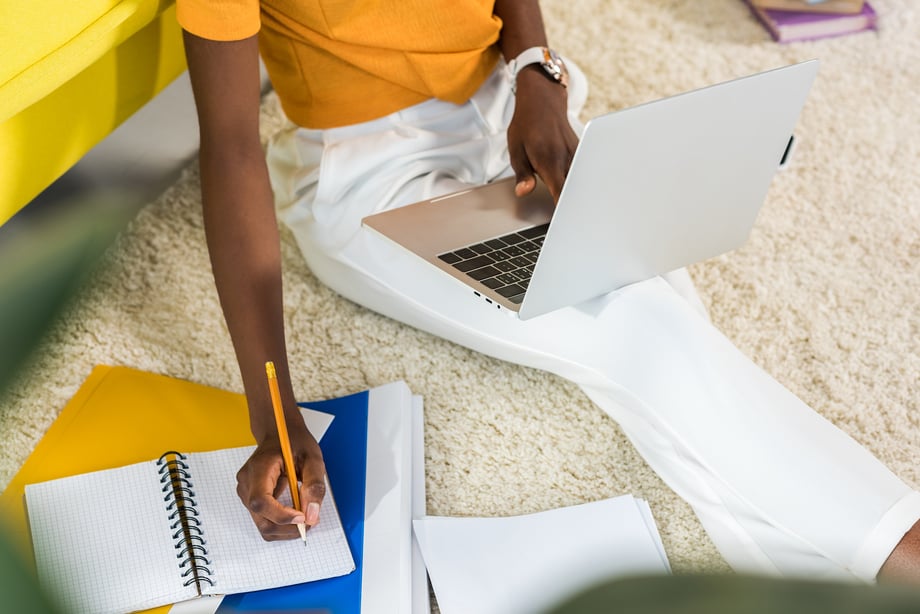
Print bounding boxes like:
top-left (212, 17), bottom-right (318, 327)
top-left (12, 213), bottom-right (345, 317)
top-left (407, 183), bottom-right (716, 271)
top-left (849, 490), bottom-right (920, 582)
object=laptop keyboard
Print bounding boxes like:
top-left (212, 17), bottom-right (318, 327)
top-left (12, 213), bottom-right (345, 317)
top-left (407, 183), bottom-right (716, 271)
top-left (437, 223), bottom-right (549, 305)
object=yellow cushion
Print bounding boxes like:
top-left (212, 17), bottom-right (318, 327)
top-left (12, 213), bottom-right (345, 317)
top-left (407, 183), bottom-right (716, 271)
top-left (0, 0), bottom-right (167, 122)
top-left (0, 2), bottom-right (186, 227)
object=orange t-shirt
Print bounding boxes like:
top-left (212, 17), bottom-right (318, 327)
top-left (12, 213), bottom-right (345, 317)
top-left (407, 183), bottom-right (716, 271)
top-left (177, 0), bottom-right (503, 129)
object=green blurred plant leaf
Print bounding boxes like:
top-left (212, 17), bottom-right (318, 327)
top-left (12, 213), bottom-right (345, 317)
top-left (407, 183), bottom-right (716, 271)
top-left (0, 193), bottom-right (134, 393)
top-left (545, 573), bottom-right (920, 614)
top-left (0, 192), bottom-right (135, 614)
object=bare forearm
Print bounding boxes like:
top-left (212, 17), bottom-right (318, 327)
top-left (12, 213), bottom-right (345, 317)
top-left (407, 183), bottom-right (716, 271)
top-left (184, 30), bottom-right (324, 539)
top-left (183, 31), bottom-right (301, 442)
top-left (198, 147), bottom-right (298, 441)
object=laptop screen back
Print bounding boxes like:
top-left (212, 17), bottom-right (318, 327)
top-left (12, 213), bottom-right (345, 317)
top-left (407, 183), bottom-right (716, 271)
top-left (518, 60), bottom-right (818, 319)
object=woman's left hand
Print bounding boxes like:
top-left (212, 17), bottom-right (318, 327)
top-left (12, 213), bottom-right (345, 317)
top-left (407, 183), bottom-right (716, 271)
top-left (506, 67), bottom-right (579, 202)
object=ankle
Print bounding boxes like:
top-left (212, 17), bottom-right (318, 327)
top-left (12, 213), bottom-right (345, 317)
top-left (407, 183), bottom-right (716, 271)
top-left (878, 520), bottom-right (920, 584)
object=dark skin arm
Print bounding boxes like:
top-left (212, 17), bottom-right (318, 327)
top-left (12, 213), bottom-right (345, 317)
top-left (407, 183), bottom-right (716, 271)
top-left (494, 0), bottom-right (580, 202)
top-left (183, 31), bottom-right (327, 541)
top-left (180, 1), bottom-right (569, 542)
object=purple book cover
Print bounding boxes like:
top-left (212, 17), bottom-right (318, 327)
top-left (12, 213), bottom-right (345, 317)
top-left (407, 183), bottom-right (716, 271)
top-left (745, 0), bottom-right (878, 43)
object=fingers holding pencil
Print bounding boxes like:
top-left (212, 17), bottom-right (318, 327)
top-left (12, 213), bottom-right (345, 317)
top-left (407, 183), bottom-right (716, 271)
top-left (235, 361), bottom-right (328, 542)
top-left (291, 443), bottom-right (328, 531)
top-left (236, 435), bottom-right (326, 541)
top-left (279, 431), bottom-right (327, 536)
top-left (302, 478), bottom-right (326, 526)
top-left (266, 361), bottom-right (308, 542)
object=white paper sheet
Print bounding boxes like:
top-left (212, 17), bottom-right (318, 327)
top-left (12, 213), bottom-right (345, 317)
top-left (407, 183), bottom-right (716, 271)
top-left (362, 382), bottom-right (415, 613)
top-left (413, 495), bottom-right (670, 614)
top-left (410, 394), bottom-right (431, 614)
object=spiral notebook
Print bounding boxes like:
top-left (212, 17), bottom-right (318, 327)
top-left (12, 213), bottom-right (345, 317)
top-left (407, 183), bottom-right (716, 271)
top-left (24, 445), bottom-right (356, 614)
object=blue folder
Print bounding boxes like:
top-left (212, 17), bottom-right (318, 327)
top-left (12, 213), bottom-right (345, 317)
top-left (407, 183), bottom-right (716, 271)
top-left (218, 391), bottom-right (369, 613)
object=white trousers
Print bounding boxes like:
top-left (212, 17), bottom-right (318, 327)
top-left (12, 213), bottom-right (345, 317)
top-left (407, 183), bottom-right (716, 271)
top-left (267, 61), bottom-right (920, 581)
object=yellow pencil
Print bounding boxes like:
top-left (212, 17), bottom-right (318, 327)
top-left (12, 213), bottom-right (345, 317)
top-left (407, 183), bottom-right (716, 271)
top-left (266, 361), bottom-right (307, 543)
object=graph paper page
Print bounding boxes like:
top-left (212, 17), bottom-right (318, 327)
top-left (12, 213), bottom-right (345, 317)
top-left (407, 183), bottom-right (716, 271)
top-left (187, 446), bottom-right (355, 595)
top-left (25, 462), bottom-right (195, 614)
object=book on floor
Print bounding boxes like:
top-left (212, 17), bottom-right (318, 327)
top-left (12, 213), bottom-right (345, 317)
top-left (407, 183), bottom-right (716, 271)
top-left (749, 0), bottom-right (865, 14)
top-left (743, 0), bottom-right (877, 43)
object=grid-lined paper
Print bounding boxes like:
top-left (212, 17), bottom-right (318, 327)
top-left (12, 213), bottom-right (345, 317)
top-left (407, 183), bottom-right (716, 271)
top-left (24, 447), bottom-right (355, 613)
top-left (25, 462), bottom-right (195, 614)
top-left (187, 446), bottom-right (355, 595)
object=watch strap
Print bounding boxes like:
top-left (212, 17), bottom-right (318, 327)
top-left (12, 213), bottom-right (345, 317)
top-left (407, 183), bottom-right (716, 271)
top-left (506, 46), bottom-right (568, 94)
top-left (507, 46), bottom-right (551, 79)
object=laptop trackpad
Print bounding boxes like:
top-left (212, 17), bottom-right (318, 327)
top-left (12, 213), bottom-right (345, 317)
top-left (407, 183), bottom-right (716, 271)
top-left (363, 177), bottom-right (554, 260)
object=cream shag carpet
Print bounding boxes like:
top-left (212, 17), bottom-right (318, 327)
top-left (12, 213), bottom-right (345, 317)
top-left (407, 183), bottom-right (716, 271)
top-left (2, 0), bottom-right (918, 575)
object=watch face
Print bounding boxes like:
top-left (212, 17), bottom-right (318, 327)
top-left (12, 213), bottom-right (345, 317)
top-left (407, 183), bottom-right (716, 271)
top-left (543, 48), bottom-right (569, 88)
top-left (509, 46), bottom-right (570, 93)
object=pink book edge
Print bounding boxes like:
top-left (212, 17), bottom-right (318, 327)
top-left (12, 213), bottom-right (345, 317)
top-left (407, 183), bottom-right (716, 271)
top-left (744, 0), bottom-right (877, 43)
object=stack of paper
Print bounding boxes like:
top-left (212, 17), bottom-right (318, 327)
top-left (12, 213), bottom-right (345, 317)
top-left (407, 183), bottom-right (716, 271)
top-left (413, 495), bottom-right (670, 614)
top-left (180, 381), bottom-right (429, 614)
top-left (3, 366), bottom-right (673, 614)
top-left (0, 366), bottom-right (428, 614)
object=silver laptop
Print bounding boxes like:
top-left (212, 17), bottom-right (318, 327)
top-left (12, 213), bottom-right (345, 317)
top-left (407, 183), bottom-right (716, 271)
top-left (363, 60), bottom-right (818, 319)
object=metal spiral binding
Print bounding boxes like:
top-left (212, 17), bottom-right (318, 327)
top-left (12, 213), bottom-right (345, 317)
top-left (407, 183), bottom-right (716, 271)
top-left (157, 451), bottom-right (215, 591)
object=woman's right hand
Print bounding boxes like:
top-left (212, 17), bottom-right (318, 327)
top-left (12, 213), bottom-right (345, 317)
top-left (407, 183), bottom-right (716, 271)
top-left (236, 419), bottom-right (327, 541)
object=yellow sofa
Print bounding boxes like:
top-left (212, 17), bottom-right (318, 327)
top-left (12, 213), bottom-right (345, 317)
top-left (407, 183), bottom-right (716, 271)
top-left (0, 0), bottom-right (187, 227)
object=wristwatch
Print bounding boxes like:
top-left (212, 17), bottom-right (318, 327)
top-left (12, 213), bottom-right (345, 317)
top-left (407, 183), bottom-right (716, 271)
top-left (507, 46), bottom-right (569, 94)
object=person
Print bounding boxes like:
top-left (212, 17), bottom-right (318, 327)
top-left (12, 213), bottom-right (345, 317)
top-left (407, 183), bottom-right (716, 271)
top-left (177, 0), bottom-right (920, 583)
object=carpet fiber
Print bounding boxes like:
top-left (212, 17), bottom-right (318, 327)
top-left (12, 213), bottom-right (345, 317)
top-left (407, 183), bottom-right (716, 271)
top-left (2, 0), bottom-right (918, 575)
